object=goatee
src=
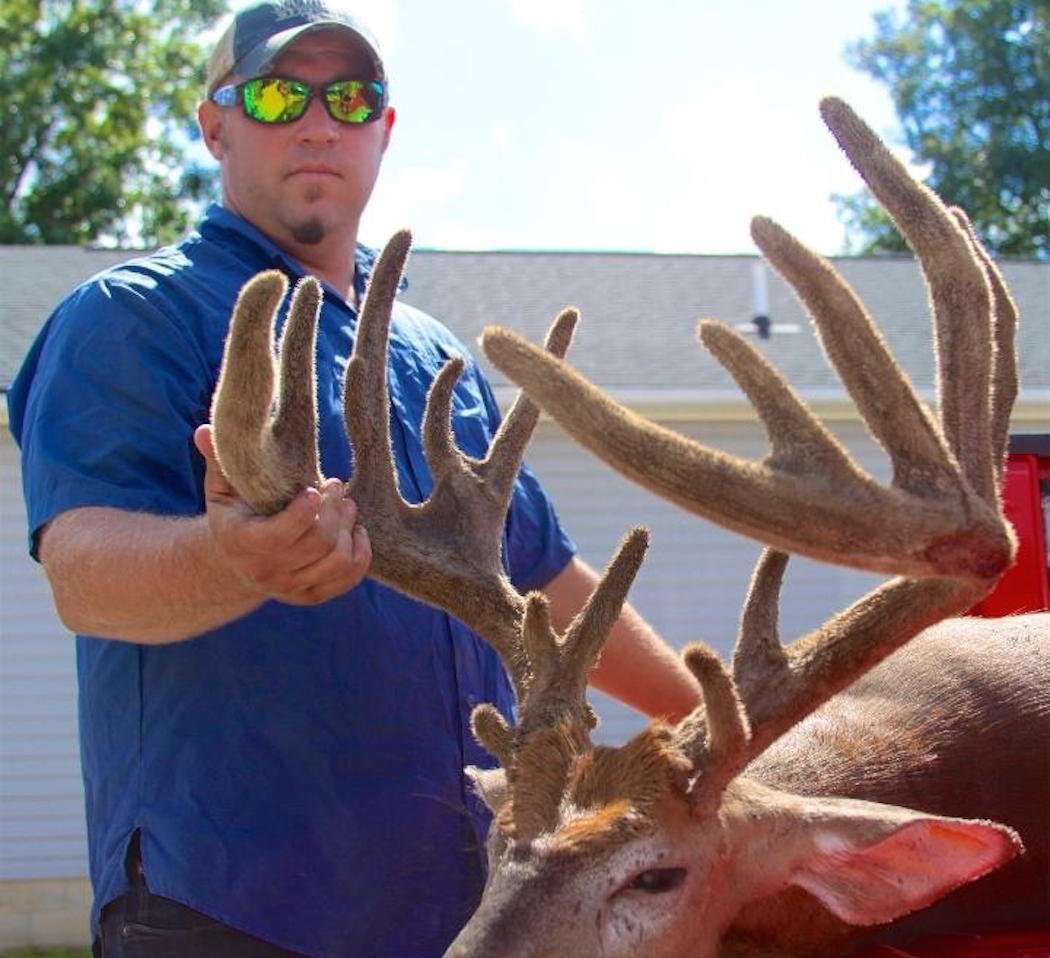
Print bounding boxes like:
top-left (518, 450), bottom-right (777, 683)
top-left (291, 218), bottom-right (326, 245)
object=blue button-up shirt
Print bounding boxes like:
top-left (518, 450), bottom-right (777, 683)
top-left (8, 205), bottom-right (575, 958)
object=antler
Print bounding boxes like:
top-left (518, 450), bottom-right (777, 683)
top-left (480, 97), bottom-right (1018, 803)
top-left (471, 527), bottom-right (650, 840)
top-left (211, 231), bottom-right (653, 837)
top-left (212, 231), bottom-right (582, 695)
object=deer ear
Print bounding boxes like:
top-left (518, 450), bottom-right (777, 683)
top-left (465, 765), bottom-right (510, 814)
top-left (788, 798), bottom-right (1022, 925)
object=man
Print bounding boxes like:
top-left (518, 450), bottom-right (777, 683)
top-left (9, 3), bottom-right (700, 955)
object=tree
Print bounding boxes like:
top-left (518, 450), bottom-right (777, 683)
top-left (2, 0), bottom-right (226, 245)
top-left (838, 0), bottom-right (1050, 258)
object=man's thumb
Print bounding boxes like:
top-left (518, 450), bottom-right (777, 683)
top-left (194, 424), bottom-right (235, 497)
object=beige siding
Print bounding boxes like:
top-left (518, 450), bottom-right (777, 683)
top-left (1, 433), bottom-right (86, 881)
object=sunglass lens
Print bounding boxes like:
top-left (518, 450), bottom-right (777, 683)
top-left (325, 80), bottom-right (384, 123)
top-left (243, 78), bottom-right (309, 123)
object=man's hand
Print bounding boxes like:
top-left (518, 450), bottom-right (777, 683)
top-left (194, 425), bottom-right (372, 605)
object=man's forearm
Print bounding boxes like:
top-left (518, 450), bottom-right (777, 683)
top-left (39, 507), bottom-right (262, 644)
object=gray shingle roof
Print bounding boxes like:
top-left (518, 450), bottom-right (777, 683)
top-left (398, 251), bottom-right (1049, 405)
top-left (2, 245), bottom-right (1048, 408)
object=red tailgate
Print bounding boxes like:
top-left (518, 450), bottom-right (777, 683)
top-left (857, 930), bottom-right (1050, 957)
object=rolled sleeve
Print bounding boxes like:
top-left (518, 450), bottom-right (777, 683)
top-left (505, 458), bottom-right (577, 592)
top-left (13, 278), bottom-right (211, 558)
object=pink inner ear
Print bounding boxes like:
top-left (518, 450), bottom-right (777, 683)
top-left (794, 819), bottom-right (1022, 926)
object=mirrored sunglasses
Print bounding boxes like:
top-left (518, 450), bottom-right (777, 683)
top-left (210, 76), bottom-right (387, 125)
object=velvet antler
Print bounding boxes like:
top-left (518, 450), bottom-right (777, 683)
top-left (480, 97), bottom-right (1017, 805)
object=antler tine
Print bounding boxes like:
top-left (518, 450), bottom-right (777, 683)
top-left (477, 308), bottom-right (578, 497)
top-left (747, 217), bottom-right (959, 500)
top-left (819, 97), bottom-right (998, 509)
top-left (949, 207), bottom-right (1019, 493)
top-left (673, 549), bottom-right (786, 800)
top-left (733, 548), bottom-right (790, 687)
top-left (471, 704), bottom-right (515, 768)
top-left (680, 646), bottom-right (749, 779)
top-left (477, 528), bottom-right (650, 843)
top-left (515, 527), bottom-right (650, 739)
top-left (343, 229), bottom-right (411, 510)
top-left (212, 271), bottom-right (323, 514)
top-left (421, 356), bottom-right (468, 485)
top-left (337, 232), bottom-right (585, 700)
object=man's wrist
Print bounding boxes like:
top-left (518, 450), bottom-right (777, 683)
top-left (197, 513), bottom-right (268, 603)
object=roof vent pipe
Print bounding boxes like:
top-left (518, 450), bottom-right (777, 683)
top-left (752, 261), bottom-right (771, 339)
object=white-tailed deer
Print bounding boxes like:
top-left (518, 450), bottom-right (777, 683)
top-left (211, 98), bottom-right (1049, 958)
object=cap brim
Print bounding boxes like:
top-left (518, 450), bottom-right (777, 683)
top-left (233, 21), bottom-right (384, 82)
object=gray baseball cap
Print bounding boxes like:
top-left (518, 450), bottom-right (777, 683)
top-left (205, 0), bottom-right (385, 94)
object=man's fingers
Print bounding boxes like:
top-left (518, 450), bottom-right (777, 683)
top-left (276, 523), bottom-right (372, 605)
top-left (254, 486), bottom-right (324, 546)
top-left (280, 480), bottom-right (345, 557)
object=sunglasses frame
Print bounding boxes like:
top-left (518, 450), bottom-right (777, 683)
top-left (210, 76), bottom-right (388, 125)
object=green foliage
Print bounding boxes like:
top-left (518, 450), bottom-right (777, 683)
top-left (839, 0), bottom-right (1050, 258)
top-left (2, 0), bottom-right (227, 245)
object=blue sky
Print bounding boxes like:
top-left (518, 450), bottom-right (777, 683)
top-left (220, 0), bottom-right (912, 254)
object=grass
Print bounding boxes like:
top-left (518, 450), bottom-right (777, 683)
top-left (1, 950), bottom-right (91, 958)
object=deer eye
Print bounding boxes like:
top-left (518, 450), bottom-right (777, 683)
top-left (628, 867), bottom-right (687, 893)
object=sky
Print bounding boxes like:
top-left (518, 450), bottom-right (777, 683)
top-left (215, 0), bottom-right (913, 255)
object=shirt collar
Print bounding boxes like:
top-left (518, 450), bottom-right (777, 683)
top-left (198, 203), bottom-right (408, 304)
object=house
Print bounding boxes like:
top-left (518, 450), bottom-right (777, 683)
top-left (2, 243), bottom-right (1047, 949)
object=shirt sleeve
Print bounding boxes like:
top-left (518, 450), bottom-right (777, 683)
top-left (471, 359), bottom-right (577, 593)
top-left (14, 275), bottom-right (212, 559)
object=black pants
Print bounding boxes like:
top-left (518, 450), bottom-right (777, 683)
top-left (93, 833), bottom-right (304, 957)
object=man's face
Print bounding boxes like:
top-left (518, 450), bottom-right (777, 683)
top-left (199, 30), bottom-right (394, 249)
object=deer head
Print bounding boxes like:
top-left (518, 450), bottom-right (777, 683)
top-left (210, 97), bottom-right (1024, 958)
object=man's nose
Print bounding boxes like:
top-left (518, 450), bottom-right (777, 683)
top-left (295, 96), bottom-right (340, 144)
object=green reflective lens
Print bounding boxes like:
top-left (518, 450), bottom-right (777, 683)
top-left (324, 80), bottom-right (381, 123)
top-left (242, 78), bottom-right (310, 123)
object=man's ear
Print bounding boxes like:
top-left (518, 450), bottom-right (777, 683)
top-left (380, 106), bottom-right (396, 151)
top-left (777, 794), bottom-right (1022, 926)
top-left (198, 100), bottom-right (226, 161)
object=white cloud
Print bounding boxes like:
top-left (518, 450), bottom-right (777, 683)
top-left (425, 222), bottom-right (515, 250)
top-left (343, 0), bottom-right (400, 61)
top-left (507, 0), bottom-right (591, 36)
top-left (361, 163), bottom-right (468, 247)
top-left (641, 78), bottom-right (924, 254)
top-left (490, 123), bottom-right (516, 154)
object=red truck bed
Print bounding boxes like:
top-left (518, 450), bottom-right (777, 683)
top-left (971, 434), bottom-right (1050, 616)
top-left (856, 930), bottom-right (1050, 957)
top-left (862, 436), bottom-right (1050, 958)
